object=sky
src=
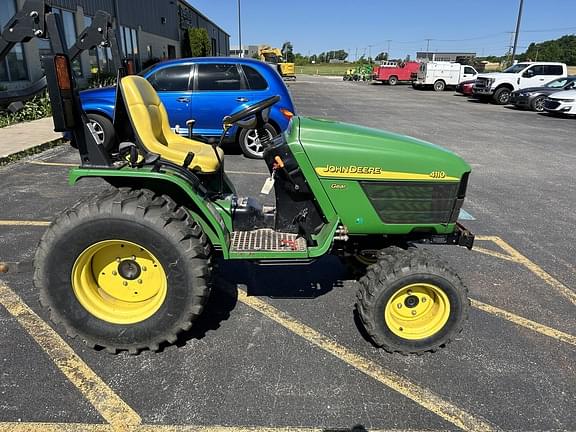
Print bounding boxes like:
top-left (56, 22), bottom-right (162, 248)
top-left (187, 0), bottom-right (576, 59)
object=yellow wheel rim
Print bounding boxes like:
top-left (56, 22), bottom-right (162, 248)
top-left (71, 240), bottom-right (167, 325)
top-left (384, 283), bottom-right (451, 340)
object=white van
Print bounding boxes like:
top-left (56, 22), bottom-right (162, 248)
top-left (414, 62), bottom-right (478, 91)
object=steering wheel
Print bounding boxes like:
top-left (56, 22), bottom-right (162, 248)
top-left (223, 95), bottom-right (280, 126)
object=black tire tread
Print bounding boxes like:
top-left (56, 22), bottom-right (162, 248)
top-left (34, 187), bottom-right (211, 354)
top-left (356, 247), bottom-right (469, 355)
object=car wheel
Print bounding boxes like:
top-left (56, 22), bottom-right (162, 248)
top-left (238, 124), bottom-right (277, 159)
top-left (87, 113), bottom-right (115, 151)
top-left (388, 76), bottom-right (398, 86)
top-left (531, 96), bottom-right (546, 112)
top-left (433, 80), bottom-right (445, 92)
top-left (493, 87), bottom-right (511, 105)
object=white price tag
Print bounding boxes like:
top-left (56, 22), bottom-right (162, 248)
top-left (260, 176), bottom-right (275, 195)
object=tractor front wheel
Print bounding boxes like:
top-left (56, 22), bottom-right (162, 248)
top-left (356, 248), bottom-right (469, 354)
top-left (34, 188), bottom-right (212, 354)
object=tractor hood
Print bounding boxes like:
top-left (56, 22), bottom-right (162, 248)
top-left (296, 117), bottom-right (470, 181)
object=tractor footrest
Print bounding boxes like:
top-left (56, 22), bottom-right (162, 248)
top-left (230, 229), bottom-right (306, 252)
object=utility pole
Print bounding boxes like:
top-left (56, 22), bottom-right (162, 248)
top-left (368, 44), bottom-right (374, 63)
top-left (237, 0), bottom-right (242, 57)
top-left (386, 39), bottom-right (392, 60)
top-left (425, 38), bottom-right (433, 60)
top-left (511, 0), bottom-right (524, 63)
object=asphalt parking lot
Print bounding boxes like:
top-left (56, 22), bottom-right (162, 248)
top-left (0, 75), bottom-right (575, 432)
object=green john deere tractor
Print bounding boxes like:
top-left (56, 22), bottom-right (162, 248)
top-left (343, 64), bottom-right (374, 81)
top-left (2, 1), bottom-right (475, 355)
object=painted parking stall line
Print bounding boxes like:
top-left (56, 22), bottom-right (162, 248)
top-left (475, 236), bottom-right (576, 306)
top-left (0, 220), bottom-right (50, 226)
top-left (0, 423), bottom-right (440, 432)
top-left (237, 290), bottom-right (495, 432)
top-left (0, 282), bottom-right (142, 430)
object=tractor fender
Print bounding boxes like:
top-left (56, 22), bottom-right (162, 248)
top-left (68, 168), bottom-right (230, 255)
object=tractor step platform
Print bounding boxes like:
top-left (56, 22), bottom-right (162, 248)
top-left (230, 229), bottom-right (306, 252)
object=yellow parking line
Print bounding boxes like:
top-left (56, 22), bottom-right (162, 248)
top-left (475, 236), bottom-right (576, 306)
top-left (0, 283), bottom-right (141, 430)
top-left (472, 299), bottom-right (576, 347)
top-left (0, 220), bottom-right (50, 226)
top-left (0, 423), bottom-right (113, 432)
top-left (237, 290), bottom-right (494, 432)
top-left (0, 424), bottom-right (436, 432)
top-left (472, 246), bottom-right (517, 263)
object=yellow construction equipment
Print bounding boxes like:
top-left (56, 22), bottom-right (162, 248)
top-left (258, 46), bottom-right (296, 81)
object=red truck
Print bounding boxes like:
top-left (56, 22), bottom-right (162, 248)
top-left (372, 61), bottom-right (421, 85)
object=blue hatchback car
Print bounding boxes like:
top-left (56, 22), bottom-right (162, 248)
top-left (80, 57), bottom-right (296, 158)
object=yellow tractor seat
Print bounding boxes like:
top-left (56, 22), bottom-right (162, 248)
top-left (120, 75), bottom-right (223, 173)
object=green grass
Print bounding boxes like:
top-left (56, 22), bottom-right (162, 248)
top-left (296, 63), bottom-right (358, 76)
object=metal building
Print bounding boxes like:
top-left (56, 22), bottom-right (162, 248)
top-left (416, 52), bottom-right (477, 62)
top-left (0, 0), bottom-right (230, 89)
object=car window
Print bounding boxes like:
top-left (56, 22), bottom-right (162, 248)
top-left (243, 65), bottom-right (268, 90)
top-left (148, 65), bottom-right (191, 92)
top-left (545, 78), bottom-right (567, 88)
top-left (527, 65), bottom-right (545, 76)
top-left (464, 66), bottom-right (476, 75)
top-left (197, 64), bottom-right (242, 91)
top-left (543, 65), bottom-right (563, 75)
top-left (503, 63), bottom-right (530, 73)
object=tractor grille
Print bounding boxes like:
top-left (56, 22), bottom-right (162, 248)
top-left (361, 181), bottom-right (462, 224)
top-left (230, 229), bottom-right (307, 252)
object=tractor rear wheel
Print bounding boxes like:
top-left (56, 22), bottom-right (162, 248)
top-left (34, 188), bottom-right (212, 354)
top-left (356, 248), bottom-right (469, 354)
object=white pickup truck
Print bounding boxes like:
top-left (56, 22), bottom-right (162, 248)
top-left (413, 62), bottom-right (478, 91)
top-left (473, 62), bottom-right (568, 104)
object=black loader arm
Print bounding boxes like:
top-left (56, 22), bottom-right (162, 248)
top-left (0, 0), bottom-right (124, 168)
top-left (0, 0), bottom-right (48, 59)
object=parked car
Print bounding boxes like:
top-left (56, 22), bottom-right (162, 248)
top-left (413, 62), bottom-right (477, 91)
top-left (455, 79), bottom-right (476, 96)
top-left (473, 62), bottom-right (568, 105)
top-left (372, 61), bottom-right (420, 85)
top-left (543, 89), bottom-right (576, 116)
top-left (509, 76), bottom-right (576, 111)
top-left (80, 57), bottom-right (296, 158)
